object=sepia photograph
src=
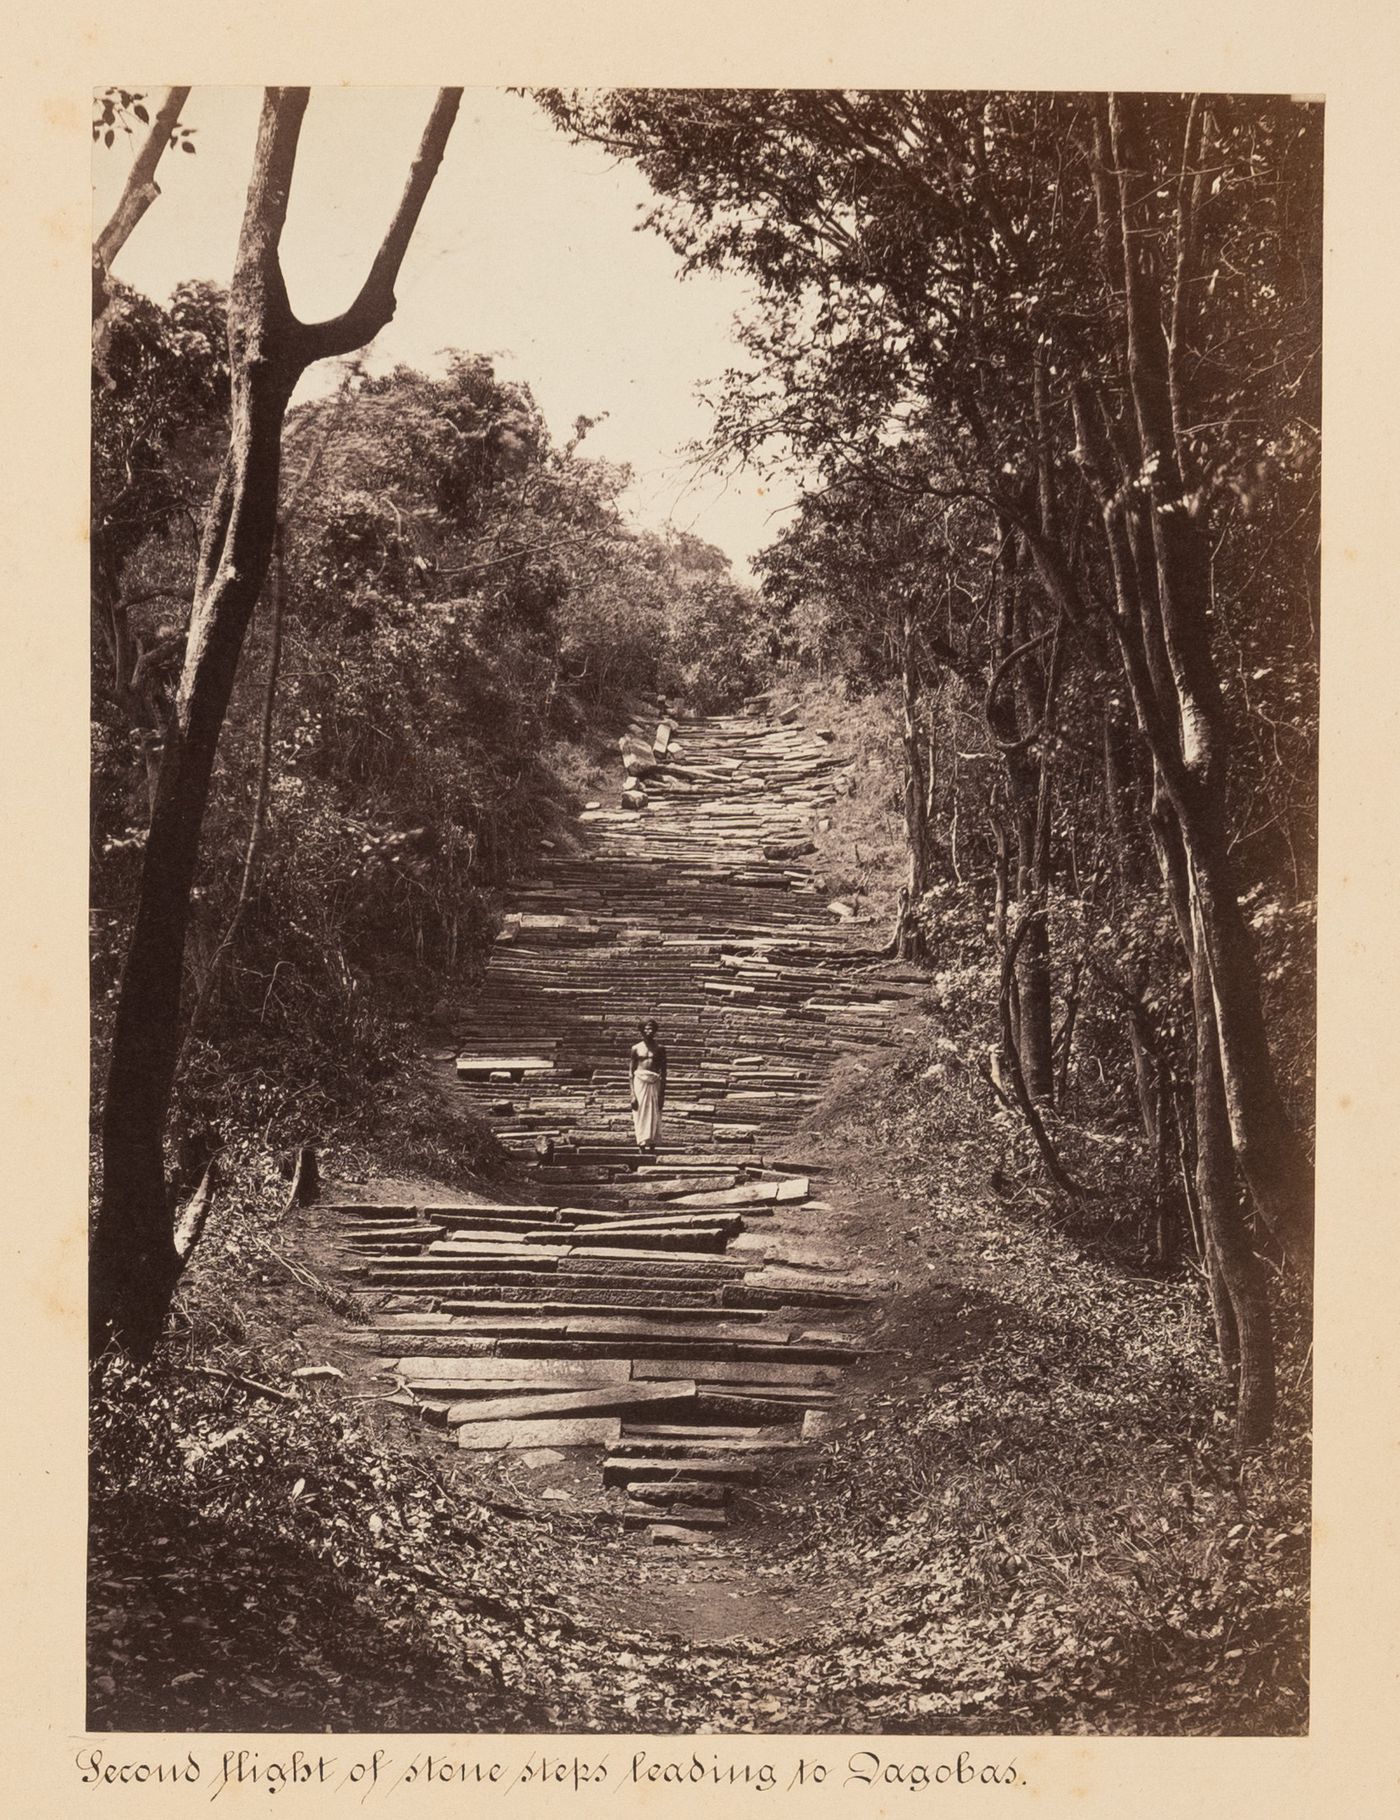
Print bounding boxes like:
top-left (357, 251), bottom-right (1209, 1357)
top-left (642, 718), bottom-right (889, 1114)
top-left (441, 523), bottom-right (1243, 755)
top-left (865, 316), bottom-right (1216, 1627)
top-left (84, 81), bottom-right (1320, 1741)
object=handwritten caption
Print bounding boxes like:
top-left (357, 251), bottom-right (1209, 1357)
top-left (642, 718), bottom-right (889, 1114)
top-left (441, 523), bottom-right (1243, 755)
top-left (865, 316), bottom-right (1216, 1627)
top-left (75, 1746), bottom-right (1023, 1800)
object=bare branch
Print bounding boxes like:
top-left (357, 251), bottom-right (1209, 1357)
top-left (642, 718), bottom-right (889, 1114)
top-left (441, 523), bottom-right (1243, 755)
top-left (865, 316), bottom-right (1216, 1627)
top-left (178, 1362), bottom-right (298, 1404)
top-left (295, 89), bottom-right (463, 363)
top-left (93, 86), bottom-right (191, 318)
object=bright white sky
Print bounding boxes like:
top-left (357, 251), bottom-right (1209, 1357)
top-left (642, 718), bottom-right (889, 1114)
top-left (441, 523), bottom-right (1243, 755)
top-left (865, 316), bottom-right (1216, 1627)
top-left (91, 86), bottom-right (800, 574)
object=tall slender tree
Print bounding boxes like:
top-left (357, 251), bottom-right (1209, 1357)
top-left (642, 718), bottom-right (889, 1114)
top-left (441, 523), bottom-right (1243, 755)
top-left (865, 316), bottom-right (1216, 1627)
top-left (92, 87), bottom-right (462, 1358)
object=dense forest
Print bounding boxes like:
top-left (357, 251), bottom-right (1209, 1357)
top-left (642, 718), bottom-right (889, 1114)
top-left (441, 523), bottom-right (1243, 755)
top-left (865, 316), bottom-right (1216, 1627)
top-left (89, 87), bottom-right (1318, 1735)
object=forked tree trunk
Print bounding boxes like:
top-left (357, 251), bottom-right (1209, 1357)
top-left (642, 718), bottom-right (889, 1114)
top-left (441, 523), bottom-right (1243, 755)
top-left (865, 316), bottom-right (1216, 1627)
top-left (91, 86), bottom-right (462, 1359)
top-left (998, 914), bottom-right (1085, 1201)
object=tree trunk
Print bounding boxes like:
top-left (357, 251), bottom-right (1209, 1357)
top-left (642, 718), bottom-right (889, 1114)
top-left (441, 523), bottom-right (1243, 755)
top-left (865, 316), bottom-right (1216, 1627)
top-left (92, 86), bottom-right (462, 1359)
top-left (999, 914), bottom-right (1084, 1201)
top-left (987, 551), bottom-right (1056, 1101)
top-left (1054, 957), bottom-right (1081, 1105)
top-left (1190, 936), bottom-right (1276, 1446)
top-left (1015, 875), bottom-right (1054, 1100)
top-left (896, 606), bottom-right (929, 959)
top-left (1106, 93), bottom-right (1312, 1271)
top-left (177, 521), bottom-right (288, 1062)
top-left (1152, 1080), bottom-right (1181, 1269)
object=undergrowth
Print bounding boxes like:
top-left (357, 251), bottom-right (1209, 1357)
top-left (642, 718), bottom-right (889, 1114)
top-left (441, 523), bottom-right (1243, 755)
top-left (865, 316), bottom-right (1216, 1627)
top-left (88, 1359), bottom-right (636, 1732)
top-left (754, 995), bottom-right (1312, 1734)
top-left (765, 674), bottom-right (906, 926)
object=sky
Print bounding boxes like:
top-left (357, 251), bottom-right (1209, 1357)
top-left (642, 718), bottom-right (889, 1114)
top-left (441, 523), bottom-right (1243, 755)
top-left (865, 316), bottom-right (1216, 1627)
top-left (91, 86), bottom-right (800, 574)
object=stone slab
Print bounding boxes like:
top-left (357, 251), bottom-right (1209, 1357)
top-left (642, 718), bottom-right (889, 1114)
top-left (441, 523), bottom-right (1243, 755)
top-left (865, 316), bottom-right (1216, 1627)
top-left (634, 1359), bottom-right (841, 1386)
top-left (456, 1415), bottom-right (623, 1451)
top-left (420, 1378), bottom-right (628, 1404)
top-left (605, 1455), bottom-right (757, 1484)
top-left (444, 1379), bottom-right (695, 1427)
top-left (392, 1356), bottom-right (632, 1384)
top-left (622, 1504), bottom-right (728, 1529)
top-left (624, 1479), bottom-right (728, 1506)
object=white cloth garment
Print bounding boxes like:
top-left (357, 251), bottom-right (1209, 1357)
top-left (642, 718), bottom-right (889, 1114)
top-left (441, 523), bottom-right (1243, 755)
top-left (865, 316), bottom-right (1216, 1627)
top-left (632, 1067), bottom-right (663, 1145)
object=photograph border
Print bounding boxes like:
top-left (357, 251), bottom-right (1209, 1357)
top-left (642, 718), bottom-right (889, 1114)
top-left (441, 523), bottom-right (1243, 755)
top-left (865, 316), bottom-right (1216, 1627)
top-left (4, 3), bottom-right (1399, 1813)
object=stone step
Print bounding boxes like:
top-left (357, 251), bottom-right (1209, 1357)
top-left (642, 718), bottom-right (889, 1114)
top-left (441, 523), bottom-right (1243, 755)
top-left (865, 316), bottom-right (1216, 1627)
top-left (606, 1175), bottom-right (740, 1197)
top-left (559, 1218), bottom-right (744, 1242)
top-left (435, 1297), bottom-right (759, 1321)
top-left (621, 1478), bottom-right (729, 1507)
top-left (671, 1178), bottom-right (808, 1208)
top-left (401, 1282), bottom-right (729, 1309)
top-left (324, 708), bottom-right (891, 1508)
top-left (489, 1335), bottom-right (850, 1363)
top-left (453, 1315), bottom-right (800, 1345)
top-left (424, 1232), bottom-right (568, 1250)
top-left (383, 1269), bottom-right (722, 1296)
top-left (361, 1265), bottom-right (560, 1287)
top-left (622, 1421), bottom-right (793, 1441)
top-left (693, 1380), bottom-right (834, 1412)
top-left (646, 1524), bottom-right (715, 1546)
top-left (634, 1358), bottom-right (844, 1385)
top-left (621, 1503), bottom-right (728, 1530)
top-left (439, 1379), bottom-right (696, 1428)
top-left (610, 1435), bottom-right (812, 1457)
top-left (603, 1455), bottom-right (758, 1486)
top-left (458, 1415), bottom-right (623, 1451)
top-left (558, 1206), bottom-right (746, 1227)
top-left (385, 1356), bottom-right (633, 1385)
top-left (427, 1206), bottom-right (566, 1227)
top-left (533, 1230), bottom-right (733, 1255)
top-left (412, 1378), bottom-right (625, 1404)
top-left (333, 1208), bottom-right (560, 1223)
top-left (375, 1333), bottom-right (500, 1355)
top-left (720, 1282), bottom-right (869, 1311)
top-left (339, 1221), bottom-right (430, 1240)
top-left (564, 1252), bottom-right (746, 1279)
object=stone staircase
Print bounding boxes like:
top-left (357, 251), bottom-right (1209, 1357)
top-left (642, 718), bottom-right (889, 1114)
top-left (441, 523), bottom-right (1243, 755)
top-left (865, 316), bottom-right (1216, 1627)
top-left (327, 705), bottom-right (922, 1544)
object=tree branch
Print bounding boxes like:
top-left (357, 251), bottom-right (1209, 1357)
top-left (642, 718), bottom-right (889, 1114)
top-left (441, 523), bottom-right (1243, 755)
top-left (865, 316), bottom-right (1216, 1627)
top-left (295, 89), bottom-right (463, 363)
top-left (93, 86), bottom-right (191, 319)
top-left (178, 1361), bottom-right (298, 1404)
top-left (984, 624), bottom-right (1054, 749)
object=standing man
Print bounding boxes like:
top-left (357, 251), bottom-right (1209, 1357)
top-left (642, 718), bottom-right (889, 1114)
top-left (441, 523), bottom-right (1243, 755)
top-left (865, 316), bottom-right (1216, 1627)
top-left (629, 1019), bottom-right (668, 1151)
